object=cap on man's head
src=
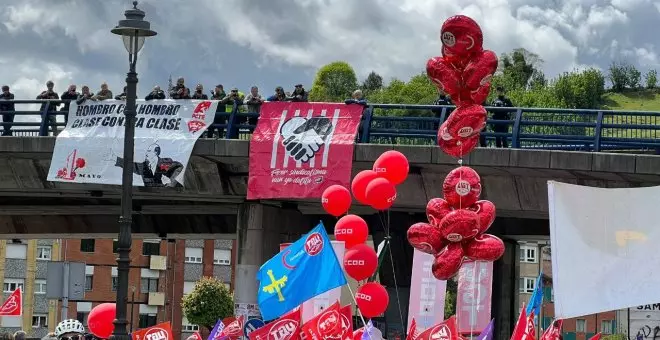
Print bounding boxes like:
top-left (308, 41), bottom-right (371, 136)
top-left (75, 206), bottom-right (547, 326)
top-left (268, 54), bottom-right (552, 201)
top-left (295, 84), bottom-right (303, 87)
top-left (46, 80), bottom-right (54, 86)
top-left (231, 87), bottom-right (238, 92)
top-left (215, 84), bottom-right (223, 88)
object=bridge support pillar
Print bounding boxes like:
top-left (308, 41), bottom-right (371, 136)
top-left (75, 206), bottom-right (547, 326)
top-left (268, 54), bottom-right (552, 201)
top-left (233, 203), bottom-right (304, 318)
top-left (492, 239), bottom-right (520, 339)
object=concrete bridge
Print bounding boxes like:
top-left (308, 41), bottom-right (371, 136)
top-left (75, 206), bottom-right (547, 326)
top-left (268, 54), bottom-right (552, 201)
top-left (2, 136), bottom-right (660, 338)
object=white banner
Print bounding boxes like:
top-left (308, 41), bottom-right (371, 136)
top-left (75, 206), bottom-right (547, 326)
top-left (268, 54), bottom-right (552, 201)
top-left (47, 99), bottom-right (217, 187)
top-left (630, 304), bottom-right (660, 339)
top-left (548, 181), bottom-right (660, 319)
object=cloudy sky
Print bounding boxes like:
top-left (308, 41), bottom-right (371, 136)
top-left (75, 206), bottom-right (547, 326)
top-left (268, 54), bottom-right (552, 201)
top-left (1, 0), bottom-right (658, 103)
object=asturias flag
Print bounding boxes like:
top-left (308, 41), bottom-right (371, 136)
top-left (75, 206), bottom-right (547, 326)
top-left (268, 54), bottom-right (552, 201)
top-left (257, 222), bottom-right (347, 321)
top-left (526, 272), bottom-right (544, 325)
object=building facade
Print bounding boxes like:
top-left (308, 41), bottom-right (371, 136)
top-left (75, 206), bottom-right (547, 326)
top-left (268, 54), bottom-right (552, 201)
top-left (517, 242), bottom-right (617, 340)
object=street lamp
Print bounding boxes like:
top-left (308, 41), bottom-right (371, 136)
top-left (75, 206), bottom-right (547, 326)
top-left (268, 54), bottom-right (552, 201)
top-left (110, 3), bottom-right (156, 340)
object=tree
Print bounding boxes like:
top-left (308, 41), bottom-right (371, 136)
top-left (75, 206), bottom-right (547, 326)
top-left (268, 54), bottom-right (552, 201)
top-left (625, 64), bottom-right (642, 89)
top-left (552, 68), bottom-right (605, 109)
top-left (444, 278), bottom-right (457, 318)
top-left (361, 71), bottom-right (384, 96)
top-left (646, 69), bottom-right (658, 89)
top-left (181, 277), bottom-right (234, 331)
top-left (308, 61), bottom-right (358, 102)
top-left (498, 48), bottom-right (544, 90)
top-left (608, 62), bottom-right (628, 92)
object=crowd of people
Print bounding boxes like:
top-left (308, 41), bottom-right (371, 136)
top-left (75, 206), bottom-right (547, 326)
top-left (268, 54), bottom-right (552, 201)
top-left (0, 78), bottom-right (515, 148)
top-left (0, 319), bottom-right (95, 340)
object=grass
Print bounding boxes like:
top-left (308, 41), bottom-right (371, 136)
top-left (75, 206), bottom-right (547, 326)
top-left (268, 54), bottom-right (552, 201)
top-left (602, 89), bottom-right (660, 111)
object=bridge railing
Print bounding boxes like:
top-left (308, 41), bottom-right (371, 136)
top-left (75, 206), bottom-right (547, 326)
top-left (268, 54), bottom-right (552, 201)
top-left (0, 100), bottom-right (659, 152)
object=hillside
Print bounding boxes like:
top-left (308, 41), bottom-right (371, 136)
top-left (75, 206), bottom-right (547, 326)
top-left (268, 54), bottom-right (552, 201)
top-left (602, 90), bottom-right (660, 111)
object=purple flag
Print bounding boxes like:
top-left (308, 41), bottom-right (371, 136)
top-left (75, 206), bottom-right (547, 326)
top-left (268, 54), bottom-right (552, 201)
top-left (207, 319), bottom-right (226, 340)
top-left (476, 319), bottom-right (494, 340)
top-left (362, 320), bottom-right (374, 340)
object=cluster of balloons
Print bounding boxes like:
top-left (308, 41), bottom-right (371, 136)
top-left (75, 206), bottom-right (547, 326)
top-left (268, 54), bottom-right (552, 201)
top-left (426, 15), bottom-right (498, 158)
top-left (88, 303), bottom-right (116, 339)
top-left (407, 167), bottom-right (505, 280)
top-left (321, 150), bottom-right (409, 216)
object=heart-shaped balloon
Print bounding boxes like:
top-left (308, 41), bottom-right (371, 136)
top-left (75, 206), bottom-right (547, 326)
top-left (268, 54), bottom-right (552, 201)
top-left (467, 200), bottom-right (496, 233)
top-left (426, 57), bottom-right (462, 97)
top-left (443, 166), bottom-right (482, 208)
top-left (463, 234), bottom-right (505, 262)
top-left (407, 222), bottom-right (446, 255)
top-left (432, 243), bottom-right (465, 280)
top-left (463, 50), bottom-right (498, 90)
top-left (438, 126), bottom-right (480, 158)
top-left (438, 209), bottom-right (481, 242)
top-left (426, 198), bottom-right (453, 227)
top-left (444, 104), bottom-right (487, 139)
top-left (440, 15), bottom-right (484, 58)
top-left (441, 46), bottom-right (469, 70)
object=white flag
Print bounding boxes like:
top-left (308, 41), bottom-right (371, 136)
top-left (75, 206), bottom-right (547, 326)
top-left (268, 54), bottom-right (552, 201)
top-left (548, 181), bottom-right (660, 319)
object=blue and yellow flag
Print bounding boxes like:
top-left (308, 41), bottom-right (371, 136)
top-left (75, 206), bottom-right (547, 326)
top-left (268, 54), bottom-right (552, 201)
top-left (257, 222), bottom-right (347, 321)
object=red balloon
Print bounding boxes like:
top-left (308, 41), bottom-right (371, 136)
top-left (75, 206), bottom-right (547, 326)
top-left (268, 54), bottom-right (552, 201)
top-left (343, 244), bottom-right (378, 281)
top-left (444, 104), bottom-right (487, 139)
top-left (463, 234), bottom-right (505, 262)
top-left (351, 170), bottom-right (379, 205)
top-left (463, 50), bottom-right (498, 90)
top-left (356, 282), bottom-right (389, 318)
top-left (373, 150), bottom-right (409, 185)
top-left (432, 243), bottom-right (465, 280)
top-left (438, 209), bottom-right (480, 242)
top-left (426, 56), bottom-right (462, 98)
top-left (88, 303), bottom-right (116, 339)
top-left (440, 15), bottom-right (484, 58)
top-left (441, 46), bottom-right (469, 70)
top-left (467, 200), bottom-right (496, 233)
top-left (443, 166), bottom-right (482, 208)
top-left (407, 222), bottom-right (446, 255)
top-left (322, 185), bottom-right (351, 217)
top-left (426, 198), bottom-right (453, 227)
top-left (334, 214), bottom-right (369, 248)
top-left (365, 177), bottom-right (397, 210)
top-left (453, 83), bottom-right (492, 107)
top-left (438, 127), bottom-right (480, 158)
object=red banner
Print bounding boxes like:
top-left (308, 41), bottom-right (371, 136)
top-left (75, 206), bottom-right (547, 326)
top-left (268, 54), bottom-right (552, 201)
top-left (0, 287), bottom-right (22, 316)
top-left (301, 301), bottom-right (343, 340)
top-left (248, 102), bottom-right (363, 199)
top-left (132, 322), bottom-right (174, 340)
top-left (456, 261), bottom-right (493, 334)
top-left (416, 316), bottom-right (459, 340)
top-left (249, 309), bottom-right (302, 340)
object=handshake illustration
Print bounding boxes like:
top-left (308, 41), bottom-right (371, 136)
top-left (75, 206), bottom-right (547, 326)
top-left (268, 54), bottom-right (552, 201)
top-left (279, 116), bottom-right (333, 163)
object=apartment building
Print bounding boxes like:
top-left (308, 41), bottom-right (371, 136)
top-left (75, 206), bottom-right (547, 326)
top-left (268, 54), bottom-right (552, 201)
top-left (0, 240), bottom-right (60, 338)
top-left (517, 242), bottom-right (616, 340)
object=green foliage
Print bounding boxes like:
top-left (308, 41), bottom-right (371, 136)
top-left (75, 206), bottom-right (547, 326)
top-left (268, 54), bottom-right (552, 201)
top-left (602, 334), bottom-right (626, 340)
top-left (646, 69), bottom-right (658, 89)
top-left (368, 74), bottom-right (438, 117)
top-left (309, 61), bottom-right (358, 102)
top-left (444, 278), bottom-right (457, 318)
top-left (498, 48), bottom-right (544, 90)
top-left (609, 62), bottom-right (642, 91)
top-left (361, 71), bottom-right (384, 96)
top-left (181, 277), bottom-right (234, 331)
top-left (552, 68), bottom-right (605, 109)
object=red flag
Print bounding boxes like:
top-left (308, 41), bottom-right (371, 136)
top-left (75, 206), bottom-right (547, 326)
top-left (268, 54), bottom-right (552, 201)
top-left (588, 333), bottom-right (601, 340)
top-left (249, 309), bottom-right (302, 340)
top-left (510, 310), bottom-right (536, 340)
top-left (406, 318), bottom-right (418, 340)
top-left (416, 316), bottom-right (459, 340)
top-left (220, 315), bottom-right (245, 340)
top-left (0, 287), bottom-right (22, 316)
top-left (340, 305), bottom-right (353, 340)
top-left (187, 332), bottom-right (203, 340)
top-left (301, 301), bottom-right (342, 340)
top-left (132, 322), bottom-right (174, 340)
top-left (539, 320), bottom-right (563, 340)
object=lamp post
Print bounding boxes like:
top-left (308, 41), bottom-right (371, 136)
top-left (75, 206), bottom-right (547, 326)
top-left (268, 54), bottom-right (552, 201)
top-left (110, 3), bottom-right (156, 340)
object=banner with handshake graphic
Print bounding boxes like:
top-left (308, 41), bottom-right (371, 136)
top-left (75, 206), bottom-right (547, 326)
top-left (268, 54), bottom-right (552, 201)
top-left (247, 102), bottom-right (363, 199)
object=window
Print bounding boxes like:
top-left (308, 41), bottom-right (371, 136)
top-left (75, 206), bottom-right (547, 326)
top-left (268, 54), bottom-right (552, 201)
top-left (80, 239), bottom-right (95, 252)
top-left (36, 246), bottom-right (52, 260)
top-left (141, 278), bottom-right (159, 293)
top-left (518, 277), bottom-right (536, 294)
top-left (213, 249), bottom-right (231, 265)
top-left (576, 319), bottom-right (586, 333)
top-left (85, 275), bottom-right (94, 291)
top-left (601, 320), bottom-right (613, 334)
top-left (32, 314), bottom-right (48, 328)
top-left (111, 277), bottom-right (118, 291)
top-left (519, 245), bottom-right (537, 263)
top-left (6, 243), bottom-right (27, 259)
top-left (182, 317), bottom-right (199, 332)
top-left (183, 281), bottom-right (196, 295)
top-left (35, 280), bottom-right (47, 294)
top-left (77, 312), bottom-right (89, 326)
top-left (142, 241), bottom-right (160, 256)
top-left (3, 279), bottom-right (24, 293)
top-left (112, 240), bottom-right (119, 253)
top-left (185, 247), bottom-right (203, 264)
top-left (139, 314), bottom-right (157, 328)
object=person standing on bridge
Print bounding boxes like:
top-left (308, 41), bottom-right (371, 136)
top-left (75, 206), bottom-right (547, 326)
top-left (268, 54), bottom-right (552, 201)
top-left (480, 86), bottom-right (514, 148)
top-left (0, 85), bottom-right (15, 136)
top-left (37, 80), bottom-right (60, 136)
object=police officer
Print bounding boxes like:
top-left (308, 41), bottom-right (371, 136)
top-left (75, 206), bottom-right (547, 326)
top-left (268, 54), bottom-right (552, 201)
top-left (481, 86), bottom-right (514, 148)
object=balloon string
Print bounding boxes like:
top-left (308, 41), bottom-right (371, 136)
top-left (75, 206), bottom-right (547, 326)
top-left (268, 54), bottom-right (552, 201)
top-left (346, 283), bottom-right (373, 340)
top-left (387, 209), bottom-right (405, 334)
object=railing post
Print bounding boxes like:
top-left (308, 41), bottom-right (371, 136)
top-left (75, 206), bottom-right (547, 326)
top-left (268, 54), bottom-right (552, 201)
top-left (38, 100), bottom-right (50, 136)
top-left (593, 111), bottom-right (604, 152)
top-left (439, 107), bottom-right (448, 122)
top-left (511, 108), bottom-right (523, 149)
top-left (360, 105), bottom-right (374, 143)
top-left (225, 102), bottom-right (239, 139)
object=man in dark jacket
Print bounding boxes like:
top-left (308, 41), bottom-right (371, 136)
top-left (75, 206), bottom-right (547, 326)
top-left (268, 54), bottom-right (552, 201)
top-left (169, 77), bottom-right (191, 99)
top-left (432, 89), bottom-right (453, 131)
top-left (60, 85), bottom-right (79, 125)
top-left (0, 85), bottom-right (15, 136)
top-left (191, 84), bottom-right (208, 100)
top-left (145, 86), bottom-right (166, 101)
top-left (37, 80), bottom-right (60, 135)
top-left (113, 143), bottom-right (183, 187)
top-left (207, 84), bottom-right (227, 138)
top-left (488, 86), bottom-right (514, 148)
